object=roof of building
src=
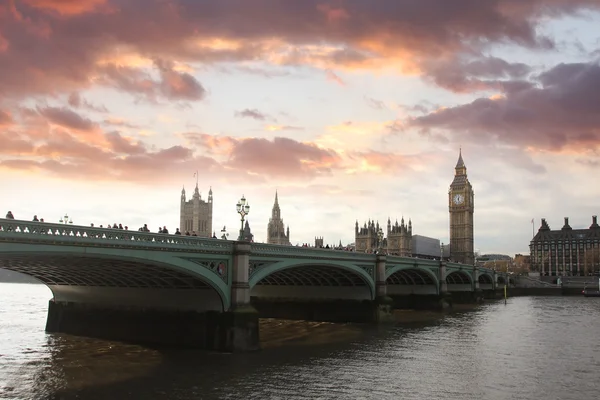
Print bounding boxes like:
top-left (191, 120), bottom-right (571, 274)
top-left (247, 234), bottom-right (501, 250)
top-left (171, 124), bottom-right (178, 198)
top-left (532, 217), bottom-right (600, 242)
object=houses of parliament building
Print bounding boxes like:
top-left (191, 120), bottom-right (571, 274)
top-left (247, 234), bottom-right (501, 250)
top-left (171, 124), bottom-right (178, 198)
top-left (180, 150), bottom-right (474, 263)
top-left (180, 183), bottom-right (213, 237)
top-left (354, 150), bottom-right (475, 264)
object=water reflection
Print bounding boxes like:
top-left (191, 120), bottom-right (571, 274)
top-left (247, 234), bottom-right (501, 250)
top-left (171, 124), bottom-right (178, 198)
top-left (2, 284), bottom-right (600, 400)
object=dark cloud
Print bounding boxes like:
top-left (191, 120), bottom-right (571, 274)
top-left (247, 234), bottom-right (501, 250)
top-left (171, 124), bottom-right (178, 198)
top-left (408, 61), bottom-right (600, 152)
top-left (423, 56), bottom-right (533, 92)
top-left (364, 96), bottom-right (385, 110)
top-left (0, 109), bottom-right (13, 126)
top-left (37, 106), bottom-right (96, 131)
top-left (98, 61), bottom-right (206, 102)
top-left (1, 0), bottom-right (598, 100)
top-left (234, 109), bottom-right (269, 121)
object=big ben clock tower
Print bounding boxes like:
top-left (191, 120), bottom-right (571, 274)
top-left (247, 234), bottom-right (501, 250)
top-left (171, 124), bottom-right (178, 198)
top-left (449, 149), bottom-right (474, 265)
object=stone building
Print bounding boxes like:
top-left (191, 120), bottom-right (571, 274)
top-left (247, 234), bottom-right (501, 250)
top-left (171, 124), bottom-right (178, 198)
top-left (315, 237), bottom-right (324, 248)
top-left (180, 184), bottom-right (213, 237)
top-left (355, 220), bottom-right (378, 252)
top-left (355, 218), bottom-right (412, 255)
top-left (530, 216), bottom-right (600, 276)
top-left (449, 149), bottom-right (475, 265)
top-left (386, 217), bottom-right (412, 256)
top-left (267, 191), bottom-right (291, 245)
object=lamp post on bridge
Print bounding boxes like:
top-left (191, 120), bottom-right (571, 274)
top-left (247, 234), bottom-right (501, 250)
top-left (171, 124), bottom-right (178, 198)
top-left (440, 242), bottom-right (444, 261)
top-left (236, 195), bottom-right (250, 241)
top-left (59, 214), bottom-right (73, 224)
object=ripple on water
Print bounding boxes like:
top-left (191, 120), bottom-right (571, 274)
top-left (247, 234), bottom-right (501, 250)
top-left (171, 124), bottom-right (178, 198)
top-left (2, 285), bottom-right (600, 400)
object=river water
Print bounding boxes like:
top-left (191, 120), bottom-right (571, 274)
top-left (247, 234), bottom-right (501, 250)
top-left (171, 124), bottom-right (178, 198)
top-left (1, 283), bottom-right (600, 400)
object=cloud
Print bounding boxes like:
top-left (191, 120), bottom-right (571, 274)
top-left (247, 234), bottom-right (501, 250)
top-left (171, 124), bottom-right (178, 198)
top-left (67, 92), bottom-right (108, 113)
top-left (98, 61), bottom-right (206, 102)
top-left (408, 61), bottom-right (600, 153)
top-left (234, 108), bottom-right (270, 121)
top-left (37, 106), bottom-right (97, 132)
top-left (2, 0), bottom-right (598, 101)
top-left (22, 0), bottom-right (110, 15)
top-left (422, 56), bottom-right (533, 93)
top-left (186, 133), bottom-right (343, 178)
top-left (0, 109), bottom-right (13, 126)
top-left (265, 125), bottom-right (304, 132)
top-left (364, 96), bottom-right (386, 110)
top-left (325, 70), bottom-right (345, 86)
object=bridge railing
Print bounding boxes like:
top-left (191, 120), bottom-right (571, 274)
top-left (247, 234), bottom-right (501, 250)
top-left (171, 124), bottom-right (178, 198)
top-left (0, 218), bottom-right (234, 252)
top-left (250, 243), bottom-right (377, 261)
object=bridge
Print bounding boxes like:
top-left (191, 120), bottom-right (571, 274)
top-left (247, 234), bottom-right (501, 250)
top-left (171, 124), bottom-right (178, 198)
top-left (0, 218), bottom-right (507, 352)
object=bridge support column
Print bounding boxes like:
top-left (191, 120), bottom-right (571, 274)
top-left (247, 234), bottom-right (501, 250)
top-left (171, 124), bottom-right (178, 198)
top-left (218, 242), bottom-right (260, 352)
top-left (373, 254), bottom-right (394, 323)
top-left (439, 261), bottom-right (448, 294)
top-left (472, 266), bottom-right (483, 303)
top-left (437, 261), bottom-right (452, 309)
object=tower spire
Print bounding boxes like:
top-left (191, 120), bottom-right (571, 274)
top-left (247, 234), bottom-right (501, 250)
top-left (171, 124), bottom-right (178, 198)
top-left (455, 148), bottom-right (465, 169)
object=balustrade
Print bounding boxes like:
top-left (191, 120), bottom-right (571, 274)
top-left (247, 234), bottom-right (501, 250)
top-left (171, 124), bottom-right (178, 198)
top-left (0, 218), bottom-right (233, 251)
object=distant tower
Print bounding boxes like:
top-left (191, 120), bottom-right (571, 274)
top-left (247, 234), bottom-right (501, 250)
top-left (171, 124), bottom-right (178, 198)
top-left (242, 220), bottom-right (254, 242)
top-left (386, 217), bottom-right (412, 256)
top-left (355, 219), bottom-right (378, 252)
top-left (449, 149), bottom-right (474, 264)
top-left (315, 236), bottom-right (324, 248)
top-left (267, 191), bottom-right (291, 245)
top-left (180, 182), bottom-right (213, 237)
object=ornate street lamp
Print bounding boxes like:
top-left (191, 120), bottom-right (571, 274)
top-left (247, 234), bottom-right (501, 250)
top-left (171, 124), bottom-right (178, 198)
top-left (236, 195), bottom-right (250, 241)
top-left (59, 214), bottom-right (73, 224)
top-left (440, 242), bottom-right (444, 261)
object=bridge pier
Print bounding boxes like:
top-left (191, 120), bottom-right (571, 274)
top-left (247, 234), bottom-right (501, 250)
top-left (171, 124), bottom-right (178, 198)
top-left (44, 242), bottom-right (259, 353)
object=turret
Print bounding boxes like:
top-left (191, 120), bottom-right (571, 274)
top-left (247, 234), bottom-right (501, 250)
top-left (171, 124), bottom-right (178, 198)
top-left (208, 186), bottom-right (213, 203)
top-left (355, 220), bottom-right (359, 234)
top-left (193, 182), bottom-right (200, 200)
top-left (181, 186), bottom-right (186, 202)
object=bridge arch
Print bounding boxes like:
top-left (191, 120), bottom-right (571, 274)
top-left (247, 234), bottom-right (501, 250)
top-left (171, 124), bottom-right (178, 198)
top-left (0, 244), bottom-right (230, 311)
top-left (497, 276), bottom-right (506, 285)
top-left (385, 265), bottom-right (439, 296)
top-left (478, 273), bottom-right (494, 284)
top-left (446, 270), bottom-right (472, 284)
top-left (249, 260), bottom-right (375, 301)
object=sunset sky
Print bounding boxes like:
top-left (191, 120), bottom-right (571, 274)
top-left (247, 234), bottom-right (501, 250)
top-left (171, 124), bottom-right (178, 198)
top-left (1, 0), bottom-right (600, 256)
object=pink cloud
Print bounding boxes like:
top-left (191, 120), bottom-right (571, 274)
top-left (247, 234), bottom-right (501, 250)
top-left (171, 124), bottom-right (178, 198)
top-left (408, 62), bottom-right (600, 153)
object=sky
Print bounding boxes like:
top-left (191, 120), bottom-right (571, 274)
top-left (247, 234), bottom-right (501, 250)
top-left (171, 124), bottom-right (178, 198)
top-left (1, 0), bottom-right (600, 256)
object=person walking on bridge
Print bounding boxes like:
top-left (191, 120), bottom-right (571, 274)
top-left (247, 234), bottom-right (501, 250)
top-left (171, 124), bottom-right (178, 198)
top-left (5, 211), bottom-right (14, 219)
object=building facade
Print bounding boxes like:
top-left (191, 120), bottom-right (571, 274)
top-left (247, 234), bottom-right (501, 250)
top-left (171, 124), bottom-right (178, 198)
top-left (354, 218), bottom-right (412, 255)
top-left (530, 216), bottom-right (600, 276)
top-left (411, 234), bottom-right (441, 259)
top-left (355, 220), bottom-right (379, 252)
top-left (267, 191), bottom-right (291, 245)
top-left (386, 217), bottom-right (412, 256)
top-left (449, 149), bottom-right (475, 265)
top-left (180, 184), bottom-right (213, 237)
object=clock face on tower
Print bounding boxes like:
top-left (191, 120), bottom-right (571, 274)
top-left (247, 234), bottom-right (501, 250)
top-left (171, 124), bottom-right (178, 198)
top-left (453, 193), bottom-right (465, 205)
